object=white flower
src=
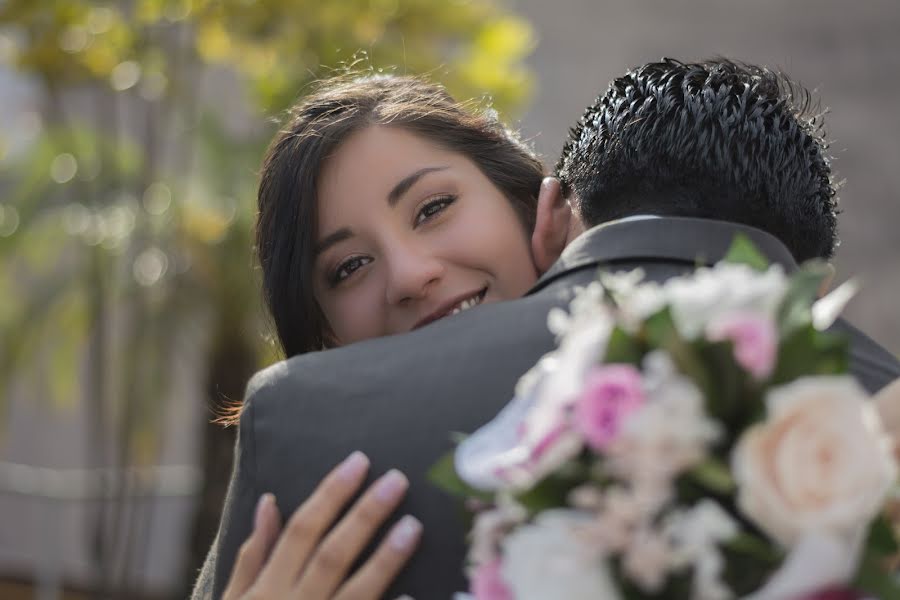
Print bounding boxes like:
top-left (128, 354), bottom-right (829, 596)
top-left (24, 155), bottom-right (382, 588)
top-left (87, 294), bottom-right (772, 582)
top-left (580, 485), bottom-right (648, 553)
top-left (622, 526), bottom-right (675, 592)
top-left (455, 384), bottom-right (581, 491)
top-left (663, 263), bottom-right (788, 339)
top-left (605, 352), bottom-right (721, 486)
top-left (599, 269), bottom-right (667, 330)
top-left (467, 494), bottom-right (527, 566)
top-left (501, 510), bottom-right (623, 600)
top-left (456, 310), bottom-right (613, 491)
top-left (600, 263), bottom-right (788, 339)
top-left (741, 531), bottom-right (864, 600)
top-left (665, 500), bottom-right (739, 600)
top-left (732, 376), bottom-right (898, 548)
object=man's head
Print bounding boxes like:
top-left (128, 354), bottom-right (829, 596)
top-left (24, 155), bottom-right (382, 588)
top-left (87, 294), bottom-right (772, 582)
top-left (546, 58), bottom-right (837, 263)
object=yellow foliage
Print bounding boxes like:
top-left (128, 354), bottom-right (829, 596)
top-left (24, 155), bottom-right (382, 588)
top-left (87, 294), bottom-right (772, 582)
top-left (475, 16), bottom-right (534, 60)
top-left (197, 20), bottom-right (233, 62)
top-left (136, 0), bottom-right (167, 24)
top-left (181, 202), bottom-right (233, 245)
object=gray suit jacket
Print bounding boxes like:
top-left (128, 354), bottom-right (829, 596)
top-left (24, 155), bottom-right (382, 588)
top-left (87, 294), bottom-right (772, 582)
top-left (193, 217), bottom-right (900, 599)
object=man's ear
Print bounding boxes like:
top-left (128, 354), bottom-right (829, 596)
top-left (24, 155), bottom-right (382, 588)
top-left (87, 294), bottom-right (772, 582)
top-left (531, 177), bottom-right (571, 273)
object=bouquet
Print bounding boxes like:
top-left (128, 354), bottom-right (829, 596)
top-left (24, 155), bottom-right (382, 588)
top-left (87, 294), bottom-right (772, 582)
top-left (430, 237), bottom-right (900, 600)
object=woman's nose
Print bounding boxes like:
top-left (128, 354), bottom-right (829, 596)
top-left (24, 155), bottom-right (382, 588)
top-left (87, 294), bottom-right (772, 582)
top-left (384, 244), bottom-right (445, 306)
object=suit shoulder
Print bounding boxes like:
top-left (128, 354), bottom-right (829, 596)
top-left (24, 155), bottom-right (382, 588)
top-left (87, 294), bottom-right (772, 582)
top-left (245, 358), bottom-right (293, 400)
top-left (834, 318), bottom-right (900, 392)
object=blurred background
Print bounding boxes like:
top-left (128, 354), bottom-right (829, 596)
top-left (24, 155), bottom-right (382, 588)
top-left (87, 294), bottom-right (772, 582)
top-left (0, 1), bottom-right (897, 598)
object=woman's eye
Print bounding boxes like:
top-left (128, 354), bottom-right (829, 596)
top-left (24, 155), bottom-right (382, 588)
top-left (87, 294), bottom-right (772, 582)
top-left (330, 255), bottom-right (373, 286)
top-left (414, 195), bottom-right (456, 227)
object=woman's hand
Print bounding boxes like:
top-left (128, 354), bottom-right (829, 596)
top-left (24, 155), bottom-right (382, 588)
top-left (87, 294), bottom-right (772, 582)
top-left (222, 451), bottom-right (422, 600)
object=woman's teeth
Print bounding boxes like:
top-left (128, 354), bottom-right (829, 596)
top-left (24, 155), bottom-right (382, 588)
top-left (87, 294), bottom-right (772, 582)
top-left (449, 291), bottom-right (485, 316)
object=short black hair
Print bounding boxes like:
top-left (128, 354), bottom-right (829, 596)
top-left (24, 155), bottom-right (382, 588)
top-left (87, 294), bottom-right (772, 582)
top-left (555, 58), bottom-right (838, 261)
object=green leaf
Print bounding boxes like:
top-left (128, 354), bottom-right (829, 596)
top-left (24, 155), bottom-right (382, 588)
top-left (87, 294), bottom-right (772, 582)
top-left (642, 307), bottom-right (679, 347)
top-left (688, 458), bottom-right (736, 494)
top-left (513, 459), bottom-right (591, 516)
top-left (449, 431), bottom-right (469, 445)
top-left (603, 325), bottom-right (644, 366)
top-left (771, 326), bottom-right (849, 385)
top-left (427, 450), bottom-right (493, 502)
top-left (723, 532), bottom-right (782, 563)
top-left (853, 548), bottom-right (900, 598)
top-left (866, 515), bottom-right (900, 556)
top-left (776, 263), bottom-right (831, 336)
top-left (723, 234), bottom-right (769, 271)
top-left (721, 533), bottom-right (784, 596)
top-left (851, 513), bottom-right (900, 598)
top-left (514, 475), bottom-right (573, 515)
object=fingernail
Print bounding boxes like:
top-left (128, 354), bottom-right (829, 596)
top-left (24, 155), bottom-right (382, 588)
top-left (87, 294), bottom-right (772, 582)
top-left (254, 493), bottom-right (274, 531)
top-left (337, 451), bottom-right (369, 482)
top-left (389, 515), bottom-right (422, 551)
top-left (374, 469), bottom-right (408, 503)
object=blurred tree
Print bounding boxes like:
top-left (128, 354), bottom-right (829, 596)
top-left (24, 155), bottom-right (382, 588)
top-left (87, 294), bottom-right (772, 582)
top-left (0, 0), bottom-right (534, 597)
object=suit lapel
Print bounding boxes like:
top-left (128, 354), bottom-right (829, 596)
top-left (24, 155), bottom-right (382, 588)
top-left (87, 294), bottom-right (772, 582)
top-left (528, 217), bottom-right (799, 295)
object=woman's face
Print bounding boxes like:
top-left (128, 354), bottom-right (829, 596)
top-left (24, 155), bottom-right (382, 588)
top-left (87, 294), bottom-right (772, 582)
top-left (313, 125), bottom-right (539, 346)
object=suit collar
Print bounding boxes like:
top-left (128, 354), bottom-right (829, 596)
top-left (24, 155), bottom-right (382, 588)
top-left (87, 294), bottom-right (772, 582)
top-left (528, 216), bottom-right (799, 295)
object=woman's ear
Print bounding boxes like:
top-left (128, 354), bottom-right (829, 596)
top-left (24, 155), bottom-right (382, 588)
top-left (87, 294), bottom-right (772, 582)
top-left (531, 177), bottom-right (571, 273)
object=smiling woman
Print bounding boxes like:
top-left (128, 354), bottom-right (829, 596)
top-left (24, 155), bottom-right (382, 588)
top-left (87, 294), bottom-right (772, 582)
top-left (313, 126), bottom-right (539, 346)
top-left (256, 75), bottom-right (545, 356)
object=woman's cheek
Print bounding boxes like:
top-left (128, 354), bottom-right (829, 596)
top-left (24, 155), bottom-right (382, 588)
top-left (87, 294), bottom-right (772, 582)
top-left (329, 282), bottom-right (385, 345)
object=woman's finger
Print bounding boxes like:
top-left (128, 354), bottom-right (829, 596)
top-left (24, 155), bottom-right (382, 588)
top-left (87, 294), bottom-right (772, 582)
top-left (293, 469), bottom-right (409, 598)
top-left (221, 493), bottom-right (281, 600)
top-left (332, 514), bottom-right (423, 600)
top-left (254, 451), bottom-right (371, 591)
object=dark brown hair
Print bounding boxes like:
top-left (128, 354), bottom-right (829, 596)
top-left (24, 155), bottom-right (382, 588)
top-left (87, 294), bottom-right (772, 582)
top-left (256, 74), bottom-right (544, 358)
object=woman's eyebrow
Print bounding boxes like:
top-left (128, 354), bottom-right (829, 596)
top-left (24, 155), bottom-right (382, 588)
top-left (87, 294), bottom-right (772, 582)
top-left (314, 227), bottom-right (353, 257)
top-left (387, 166), bottom-right (449, 206)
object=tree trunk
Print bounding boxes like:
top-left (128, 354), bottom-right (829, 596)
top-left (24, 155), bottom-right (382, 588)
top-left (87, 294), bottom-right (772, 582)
top-left (178, 330), bottom-right (257, 597)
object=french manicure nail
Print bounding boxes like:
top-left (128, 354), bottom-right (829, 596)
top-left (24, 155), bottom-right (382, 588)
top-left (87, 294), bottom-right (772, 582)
top-left (254, 493), bottom-right (273, 532)
top-left (374, 469), bottom-right (408, 503)
top-left (337, 451), bottom-right (369, 482)
top-left (389, 515), bottom-right (422, 551)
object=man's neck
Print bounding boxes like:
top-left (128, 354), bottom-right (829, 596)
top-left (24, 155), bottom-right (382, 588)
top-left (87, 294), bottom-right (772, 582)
top-left (565, 213), bottom-right (661, 247)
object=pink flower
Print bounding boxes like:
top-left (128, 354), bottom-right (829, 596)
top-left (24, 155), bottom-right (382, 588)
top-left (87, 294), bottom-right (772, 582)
top-left (574, 365), bottom-right (645, 451)
top-left (707, 312), bottom-right (778, 379)
top-left (471, 558), bottom-right (513, 600)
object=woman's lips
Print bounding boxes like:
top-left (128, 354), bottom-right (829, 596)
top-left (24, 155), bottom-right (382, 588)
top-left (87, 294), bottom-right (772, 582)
top-left (412, 287), bottom-right (487, 330)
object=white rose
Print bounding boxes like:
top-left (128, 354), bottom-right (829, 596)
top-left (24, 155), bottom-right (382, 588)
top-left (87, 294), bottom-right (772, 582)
top-left (501, 510), bottom-right (623, 600)
top-left (732, 376), bottom-right (898, 547)
top-left (663, 263), bottom-right (788, 339)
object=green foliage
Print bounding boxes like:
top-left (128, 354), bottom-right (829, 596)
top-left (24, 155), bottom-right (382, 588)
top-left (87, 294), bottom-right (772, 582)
top-left (687, 457), bottom-right (735, 495)
top-left (720, 533), bottom-right (784, 596)
top-left (723, 233), bottom-right (769, 271)
top-left (514, 459), bottom-right (589, 516)
top-left (427, 450), bottom-right (493, 503)
top-left (0, 0), bottom-right (534, 117)
top-left (603, 325), bottom-right (644, 366)
top-left (853, 516), bottom-right (900, 598)
top-left (776, 262), bottom-right (831, 336)
top-left (0, 0), bottom-right (536, 432)
top-left (770, 325), bottom-right (849, 385)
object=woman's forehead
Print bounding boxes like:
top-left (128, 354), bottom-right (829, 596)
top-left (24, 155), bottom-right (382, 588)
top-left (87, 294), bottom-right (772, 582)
top-left (317, 126), bottom-right (472, 207)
